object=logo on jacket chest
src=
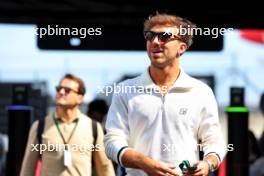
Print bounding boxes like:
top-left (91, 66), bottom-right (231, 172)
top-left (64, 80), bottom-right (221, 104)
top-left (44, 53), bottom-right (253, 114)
top-left (179, 108), bottom-right (188, 115)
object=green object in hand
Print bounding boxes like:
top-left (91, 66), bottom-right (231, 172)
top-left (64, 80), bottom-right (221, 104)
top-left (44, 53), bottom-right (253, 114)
top-left (179, 160), bottom-right (197, 174)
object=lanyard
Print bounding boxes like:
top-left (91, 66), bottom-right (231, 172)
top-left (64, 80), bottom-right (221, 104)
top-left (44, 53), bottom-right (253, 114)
top-left (53, 113), bottom-right (79, 150)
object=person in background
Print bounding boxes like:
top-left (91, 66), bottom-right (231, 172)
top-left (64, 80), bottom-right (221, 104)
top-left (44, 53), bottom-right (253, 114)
top-left (258, 92), bottom-right (264, 155)
top-left (0, 133), bottom-right (8, 175)
top-left (249, 92), bottom-right (264, 176)
top-left (248, 130), bottom-right (262, 164)
top-left (87, 99), bottom-right (109, 129)
top-left (20, 73), bottom-right (115, 176)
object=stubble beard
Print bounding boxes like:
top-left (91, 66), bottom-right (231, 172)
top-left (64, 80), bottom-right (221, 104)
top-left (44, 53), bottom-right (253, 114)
top-left (150, 56), bottom-right (175, 70)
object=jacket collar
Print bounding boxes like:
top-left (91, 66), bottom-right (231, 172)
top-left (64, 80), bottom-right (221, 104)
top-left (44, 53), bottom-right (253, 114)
top-left (138, 67), bottom-right (193, 91)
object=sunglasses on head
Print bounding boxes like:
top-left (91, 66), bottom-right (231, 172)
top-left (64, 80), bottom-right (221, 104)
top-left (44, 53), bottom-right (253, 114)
top-left (56, 86), bottom-right (79, 94)
top-left (144, 31), bottom-right (181, 43)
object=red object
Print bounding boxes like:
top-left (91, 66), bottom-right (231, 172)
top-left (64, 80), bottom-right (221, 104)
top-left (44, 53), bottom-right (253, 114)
top-left (240, 29), bottom-right (264, 44)
top-left (34, 160), bottom-right (41, 176)
top-left (218, 158), bottom-right (226, 176)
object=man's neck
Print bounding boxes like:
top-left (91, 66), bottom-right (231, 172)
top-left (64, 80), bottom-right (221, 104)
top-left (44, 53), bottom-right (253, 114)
top-left (149, 61), bottom-right (181, 88)
top-left (56, 106), bottom-right (79, 123)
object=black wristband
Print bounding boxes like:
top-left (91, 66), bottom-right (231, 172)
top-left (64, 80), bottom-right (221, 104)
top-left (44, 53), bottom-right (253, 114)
top-left (117, 146), bottom-right (128, 165)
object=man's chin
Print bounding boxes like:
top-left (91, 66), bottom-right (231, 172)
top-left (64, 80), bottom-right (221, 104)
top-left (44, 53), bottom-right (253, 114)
top-left (151, 59), bottom-right (166, 68)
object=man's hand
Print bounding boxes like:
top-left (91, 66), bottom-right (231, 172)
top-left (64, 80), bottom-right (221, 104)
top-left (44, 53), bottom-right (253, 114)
top-left (121, 148), bottom-right (180, 176)
top-left (183, 160), bottom-right (209, 176)
top-left (141, 159), bottom-right (180, 176)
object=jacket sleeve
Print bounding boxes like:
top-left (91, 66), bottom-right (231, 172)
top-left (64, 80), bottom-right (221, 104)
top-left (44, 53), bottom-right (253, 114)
top-left (197, 87), bottom-right (226, 163)
top-left (104, 90), bottom-right (130, 165)
top-left (94, 122), bottom-right (116, 176)
top-left (20, 121), bottom-right (39, 176)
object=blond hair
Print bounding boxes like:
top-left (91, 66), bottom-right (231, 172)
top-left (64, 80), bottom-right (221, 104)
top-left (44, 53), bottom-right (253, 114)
top-left (144, 13), bottom-right (196, 48)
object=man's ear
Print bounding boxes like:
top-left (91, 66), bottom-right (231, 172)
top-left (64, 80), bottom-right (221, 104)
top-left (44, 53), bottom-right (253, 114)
top-left (178, 43), bottom-right (188, 56)
top-left (77, 95), bottom-right (84, 104)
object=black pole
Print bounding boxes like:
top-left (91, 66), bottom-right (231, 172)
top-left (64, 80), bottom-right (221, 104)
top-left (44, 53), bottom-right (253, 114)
top-left (6, 84), bottom-right (33, 176)
top-left (226, 87), bottom-right (249, 176)
top-left (6, 106), bottom-right (33, 176)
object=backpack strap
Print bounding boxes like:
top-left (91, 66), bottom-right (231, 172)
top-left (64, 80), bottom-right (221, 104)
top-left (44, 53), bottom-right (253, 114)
top-left (91, 120), bottom-right (98, 176)
top-left (37, 118), bottom-right (45, 159)
top-left (92, 120), bottom-right (98, 146)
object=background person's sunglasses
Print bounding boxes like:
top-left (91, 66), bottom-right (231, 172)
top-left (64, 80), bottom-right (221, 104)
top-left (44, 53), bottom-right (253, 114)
top-left (56, 86), bottom-right (79, 94)
top-left (144, 31), bottom-right (181, 43)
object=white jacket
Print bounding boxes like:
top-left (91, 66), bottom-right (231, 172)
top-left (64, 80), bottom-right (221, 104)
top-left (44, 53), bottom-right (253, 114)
top-left (104, 69), bottom-right (226, 176)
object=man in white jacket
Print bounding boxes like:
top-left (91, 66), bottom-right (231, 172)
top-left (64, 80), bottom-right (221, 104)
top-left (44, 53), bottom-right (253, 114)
top-left (104, 13), bottom-right (226, 176)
